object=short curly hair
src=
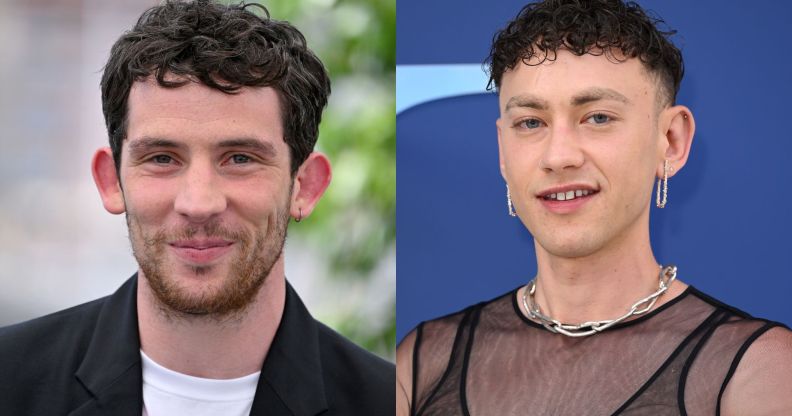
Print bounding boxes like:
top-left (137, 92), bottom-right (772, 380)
top-left (101, 0), bottom-right (330, 175)
top-left (487, 0), bottom-right (683, 106)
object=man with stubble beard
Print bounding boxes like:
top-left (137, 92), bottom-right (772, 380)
top-left (0, 1), bottom-right (393, 415)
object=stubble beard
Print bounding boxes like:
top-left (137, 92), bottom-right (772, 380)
top-left (127, 209), bottom-right (289, 321)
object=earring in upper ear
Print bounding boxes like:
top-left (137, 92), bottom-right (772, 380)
top-left (656, 160), bottom-right (670, 208)
top-left (507, 185), bottom-right (517, 217)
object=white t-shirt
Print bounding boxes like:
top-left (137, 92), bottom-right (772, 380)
top-left (140, 350), bottom-right (260, 416)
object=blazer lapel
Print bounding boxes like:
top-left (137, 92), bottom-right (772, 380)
top-left (67, 277), bottom-right (328, 415)
top-left (250, 282), bottom-right (328, 416)
top-left (71, 276), bottom-right (143, 416)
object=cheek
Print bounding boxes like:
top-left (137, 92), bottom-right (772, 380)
top-left (501, 140), bottom-right (541, 179)
top-left (123, 181), bottom-right (177, 223)
top-left (226, 179), bottom-right (291, 220)
top-left (599, 145), bottom-right (656, 204)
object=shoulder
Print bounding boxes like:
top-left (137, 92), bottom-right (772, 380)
top-left (396, 288), bottom-right (517, 415)
top-left (418, 286), bottom-right (518, 340)
top-left (0, 296), bottom-right (107, 360)
top-left (720, 324), bottom-right (792, 416)
top-left (315, 321), bottom-right (395, 411)
top-left (395, 307), bottom-right (473, 416)
top-left (397, 329), bottom-right (417, 416)
top-left (0, 296), bottom-right (108, 409)
top-left (410, 286), bottom-right (517, 359)
top-left (694, 286), bottom-right (792, 415)
top-left (316, 320), bottom-right (395, 380)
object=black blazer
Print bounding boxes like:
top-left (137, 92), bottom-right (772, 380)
top-left (0, 275), bottom-right (394, 415)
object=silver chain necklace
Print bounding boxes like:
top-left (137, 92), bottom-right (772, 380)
top-left (522, 265), bottom-right (677, 338)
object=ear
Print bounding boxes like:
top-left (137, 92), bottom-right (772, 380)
top-left (91, 147), bottom-right (126, 214)
top-left (496, 118), bottom-right (507, 180)
top-left (290, 152), bottom-right (332, 220)
top-left (656, 105), bottom-right (695, 179)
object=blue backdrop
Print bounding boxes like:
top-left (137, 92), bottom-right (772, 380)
top-left (396, 0), bottom-right (792, 342)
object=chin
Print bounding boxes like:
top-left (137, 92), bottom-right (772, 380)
top-left (174, 260), bottom-right (227, 279)
top-left (170, 264), bottom-right (228, 290)
top-left (535, 234), bottom-right (605, 259)
top-left (141, 257), bottom-right (267, 318)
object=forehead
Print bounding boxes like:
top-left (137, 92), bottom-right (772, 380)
top-left (498, 49), bottom-right (657, 111)
top-left (125, 77), bottom-right (284, 146)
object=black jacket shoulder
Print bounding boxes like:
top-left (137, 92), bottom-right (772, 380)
top-left (316, 321), bottom-right (395, 414)
top-left (0, 277), bottom-right (395, 416)
top-left (0, 296), bottom-right (111, 413)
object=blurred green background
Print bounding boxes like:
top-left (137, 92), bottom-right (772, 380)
top-left (257, 0), bottom-right (396, 358)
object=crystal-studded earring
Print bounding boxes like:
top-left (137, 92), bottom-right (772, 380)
top-left (656, 160), bottom-right (669, 208)
top-left (507, 185), bottom-right (517, 217)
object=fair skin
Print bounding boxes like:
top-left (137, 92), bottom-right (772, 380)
top-left (496, 50), bottom-right (692, 324)
top-left (396, 50), bottom-right (792, 415)
top-left (92, 77), bottom-right (331, 379)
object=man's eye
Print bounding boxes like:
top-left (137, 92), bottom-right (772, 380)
top-left (518, 118), bottom-right (544, 129)
top-left (152, 155), bottom-right (173, 164)
top-left (230, 154), bottom-right (252, 164)
top-left (586, 113), bottom-right (610, 124)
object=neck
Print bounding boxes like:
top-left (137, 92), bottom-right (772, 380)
top-left (137, 258), bottom-right (286, 379)
top-left (528, 220), bottom-right (686, 325)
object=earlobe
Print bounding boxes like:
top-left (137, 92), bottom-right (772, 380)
top-left (657, 106), bottom-right (695, 178)
top-left (290, 152), bottom-right (332, 220)
top-left (91, 147), bottom-right (126, 215)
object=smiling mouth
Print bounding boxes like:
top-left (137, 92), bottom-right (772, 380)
top-left (170, 240), bottom-right (233, 250)
top-left (168, 239), bottom-right (235, 265)
top-left (541, 189), bottom-right (599, 201)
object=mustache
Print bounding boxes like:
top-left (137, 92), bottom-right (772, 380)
top-left (143, 221), bottom-right (249, 246)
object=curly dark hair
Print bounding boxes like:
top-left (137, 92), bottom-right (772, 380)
top-left (487, 0), bottom-right (683, 106)
top-left (101, 0), bottom-right (330, 175)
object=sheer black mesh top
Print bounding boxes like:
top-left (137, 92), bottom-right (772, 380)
top-left (408, 286), bottom-right (785, 416)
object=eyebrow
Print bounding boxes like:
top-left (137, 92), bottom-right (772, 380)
top-left (570, 87), bottom-right (630, 106)
top-left (504, 94), bottom-right (550, 112)
top-left (127, 137), bottom-right (278, 160)
top-left (504, 87), bottom-right (630, 112)
top-left (127, 137), bottom-right (184, 157)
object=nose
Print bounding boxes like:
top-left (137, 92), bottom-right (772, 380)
top-left (539, 124), bottom-right (584, 173)
top-left (173, 162), bottom-right (227, 223)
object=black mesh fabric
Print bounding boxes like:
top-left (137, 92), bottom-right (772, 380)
top-left (409, 287), bottom-right (783, 416)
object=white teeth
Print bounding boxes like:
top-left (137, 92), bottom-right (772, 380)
top-left (544, 189), bottom-right (594, 201)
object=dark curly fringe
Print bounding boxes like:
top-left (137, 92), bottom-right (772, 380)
top-left (486, 0), bottom-right (683, 106)
top-left (101, 0), bottom-right (330, 174)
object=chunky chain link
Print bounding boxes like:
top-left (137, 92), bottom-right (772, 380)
top-left (522, 265), bottom-right (678, 338)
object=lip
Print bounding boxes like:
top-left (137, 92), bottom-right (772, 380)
top-left (536, 183), bottom-right (598, 198)
top-left (169, 239), bottom-right (234, 265)
top-left (536, 183), bottom-right (599, 215)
